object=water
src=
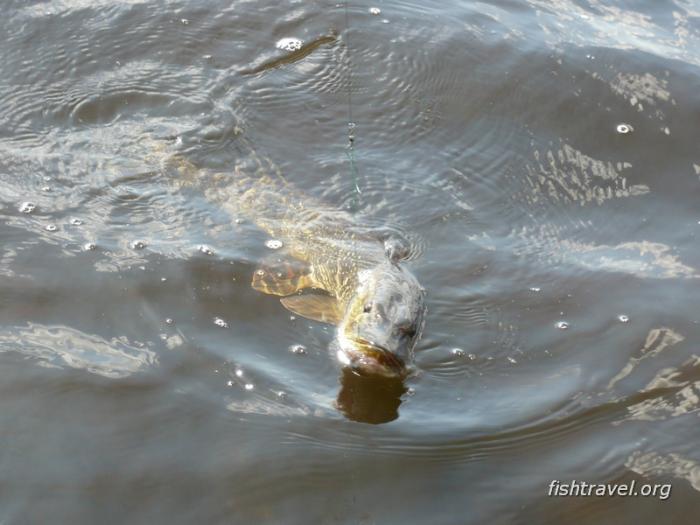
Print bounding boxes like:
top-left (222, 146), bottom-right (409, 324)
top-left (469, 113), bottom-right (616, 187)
top-left (1, 0), bottom-right (700, 523)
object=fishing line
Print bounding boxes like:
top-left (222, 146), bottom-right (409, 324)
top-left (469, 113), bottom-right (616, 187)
top-left (344, 0), bottom-right (362, 210)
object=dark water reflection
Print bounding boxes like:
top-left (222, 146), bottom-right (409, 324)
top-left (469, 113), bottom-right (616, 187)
top-left (336, 368), bottom-right (407, 424)
top-left (2, 0), bottom-right (700, 523)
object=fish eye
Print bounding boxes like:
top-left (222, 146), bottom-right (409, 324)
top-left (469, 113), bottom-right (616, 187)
top-left (363, 304), bottom-right (372, 313)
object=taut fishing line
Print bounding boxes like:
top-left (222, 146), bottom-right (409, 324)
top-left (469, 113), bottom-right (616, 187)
top-left (344, 1), bottom-right (362, 210)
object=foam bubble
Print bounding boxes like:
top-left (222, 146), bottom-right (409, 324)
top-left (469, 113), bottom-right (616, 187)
top-left (265, 239), bottom-right (284, 250)
top-left (276, 38), bottom-right (303, 52)
top-left (289, 344), bottom-right (307, 355)
top-left (19, 202), bottom-right (36, 214)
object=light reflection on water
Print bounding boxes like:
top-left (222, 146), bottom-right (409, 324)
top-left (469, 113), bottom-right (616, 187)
top-left (1, 0), bottom-right (700, 522)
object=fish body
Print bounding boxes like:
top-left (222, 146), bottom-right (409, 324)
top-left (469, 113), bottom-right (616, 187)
top-left (170, 148), bottom-right (425, 377)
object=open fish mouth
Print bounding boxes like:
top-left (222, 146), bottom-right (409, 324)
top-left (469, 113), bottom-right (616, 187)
top-left (338, 337), bottom-right (407, 378)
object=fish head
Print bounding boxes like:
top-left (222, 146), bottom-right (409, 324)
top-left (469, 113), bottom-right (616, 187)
top-left (337, 264), bottom-right (426, 378)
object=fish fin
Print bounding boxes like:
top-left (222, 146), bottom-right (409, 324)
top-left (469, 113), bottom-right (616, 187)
top-left (251, 256), bottom-right (316, 296)
top-left (280, 294), bottom-right (343, 324)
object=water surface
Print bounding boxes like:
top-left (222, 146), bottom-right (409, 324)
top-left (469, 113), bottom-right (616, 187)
top-left (1, 0), bottom-right (700, 523)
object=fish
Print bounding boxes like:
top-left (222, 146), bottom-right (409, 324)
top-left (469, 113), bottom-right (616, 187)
top-left (239, 32), bottom-right (338, 76)
top-left (165, 144), bottom-right (426, 379)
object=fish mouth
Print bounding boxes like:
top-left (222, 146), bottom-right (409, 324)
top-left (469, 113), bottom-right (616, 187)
top-left (339, 337), bottom-right (407, 378)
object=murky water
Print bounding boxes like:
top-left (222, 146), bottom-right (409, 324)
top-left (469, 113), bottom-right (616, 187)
top-left (2, 0), bottom-right (700, 523)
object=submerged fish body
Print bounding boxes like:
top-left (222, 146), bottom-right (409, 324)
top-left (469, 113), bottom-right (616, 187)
top-left (240, 32), bottom-right (338, 76)
top-left (184, 152), bottom-right (426, 377)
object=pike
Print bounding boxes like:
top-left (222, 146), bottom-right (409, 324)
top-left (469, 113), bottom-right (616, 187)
top-left (164, 144), bottom-right (426, 378)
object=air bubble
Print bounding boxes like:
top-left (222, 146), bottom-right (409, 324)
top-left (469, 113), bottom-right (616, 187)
top-left (70, 218), bottom-right (83, 226)
top-left (235, 368), bottom-right (244, 377)
top-left (199, 244), bottom-right (215, 255)
top-left (556, 321), bottom-right (570, 330)
top-left (616, 123), bottom-right (632, 134)
top-left (213, 317), bottom-right (228, 328)
top-left (83, 242), bottom-right (96, 251)
top-left (19, 202), bottom-right (36, 214)
top-left (529, 286), bottom-right (541, 292)
top-left (42, 186), bottom-right (51, 192)
top-left (618, 314), bottom-right (630, 323)
top-left (265, 239), bottom-right (283, 250)
top-left (131, 240), bottom-right (147, 250)
top-left (277, 391), bottom-right (287, 399)
top-left (276, 38), bottom-right (303, 52)
top-left (244, 383), bottom-right (254, 391)
top-left (507, 356), bottom-right (518, 364)
top-left (45, 224), bottom-right (57, 232)
top-left (165, 318), bottom-right (173, 325)
top-left (227, 380), bottom-right (233, 387)
top-left (451, 348), bottom-right (465, 357)
top-left (369, 7), bottom-right (381, 15)
top-left (180, 18), bottom-right (189, 25)
top-left (289, 344), bottom-right (307, 355)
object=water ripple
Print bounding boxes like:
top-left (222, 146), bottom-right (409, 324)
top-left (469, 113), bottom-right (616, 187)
top-left (0, 323), bottom-right (157, 378)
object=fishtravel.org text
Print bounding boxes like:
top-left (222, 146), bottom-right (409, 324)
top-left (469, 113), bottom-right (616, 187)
top-left (548, 480), bottom-right (671, 500)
